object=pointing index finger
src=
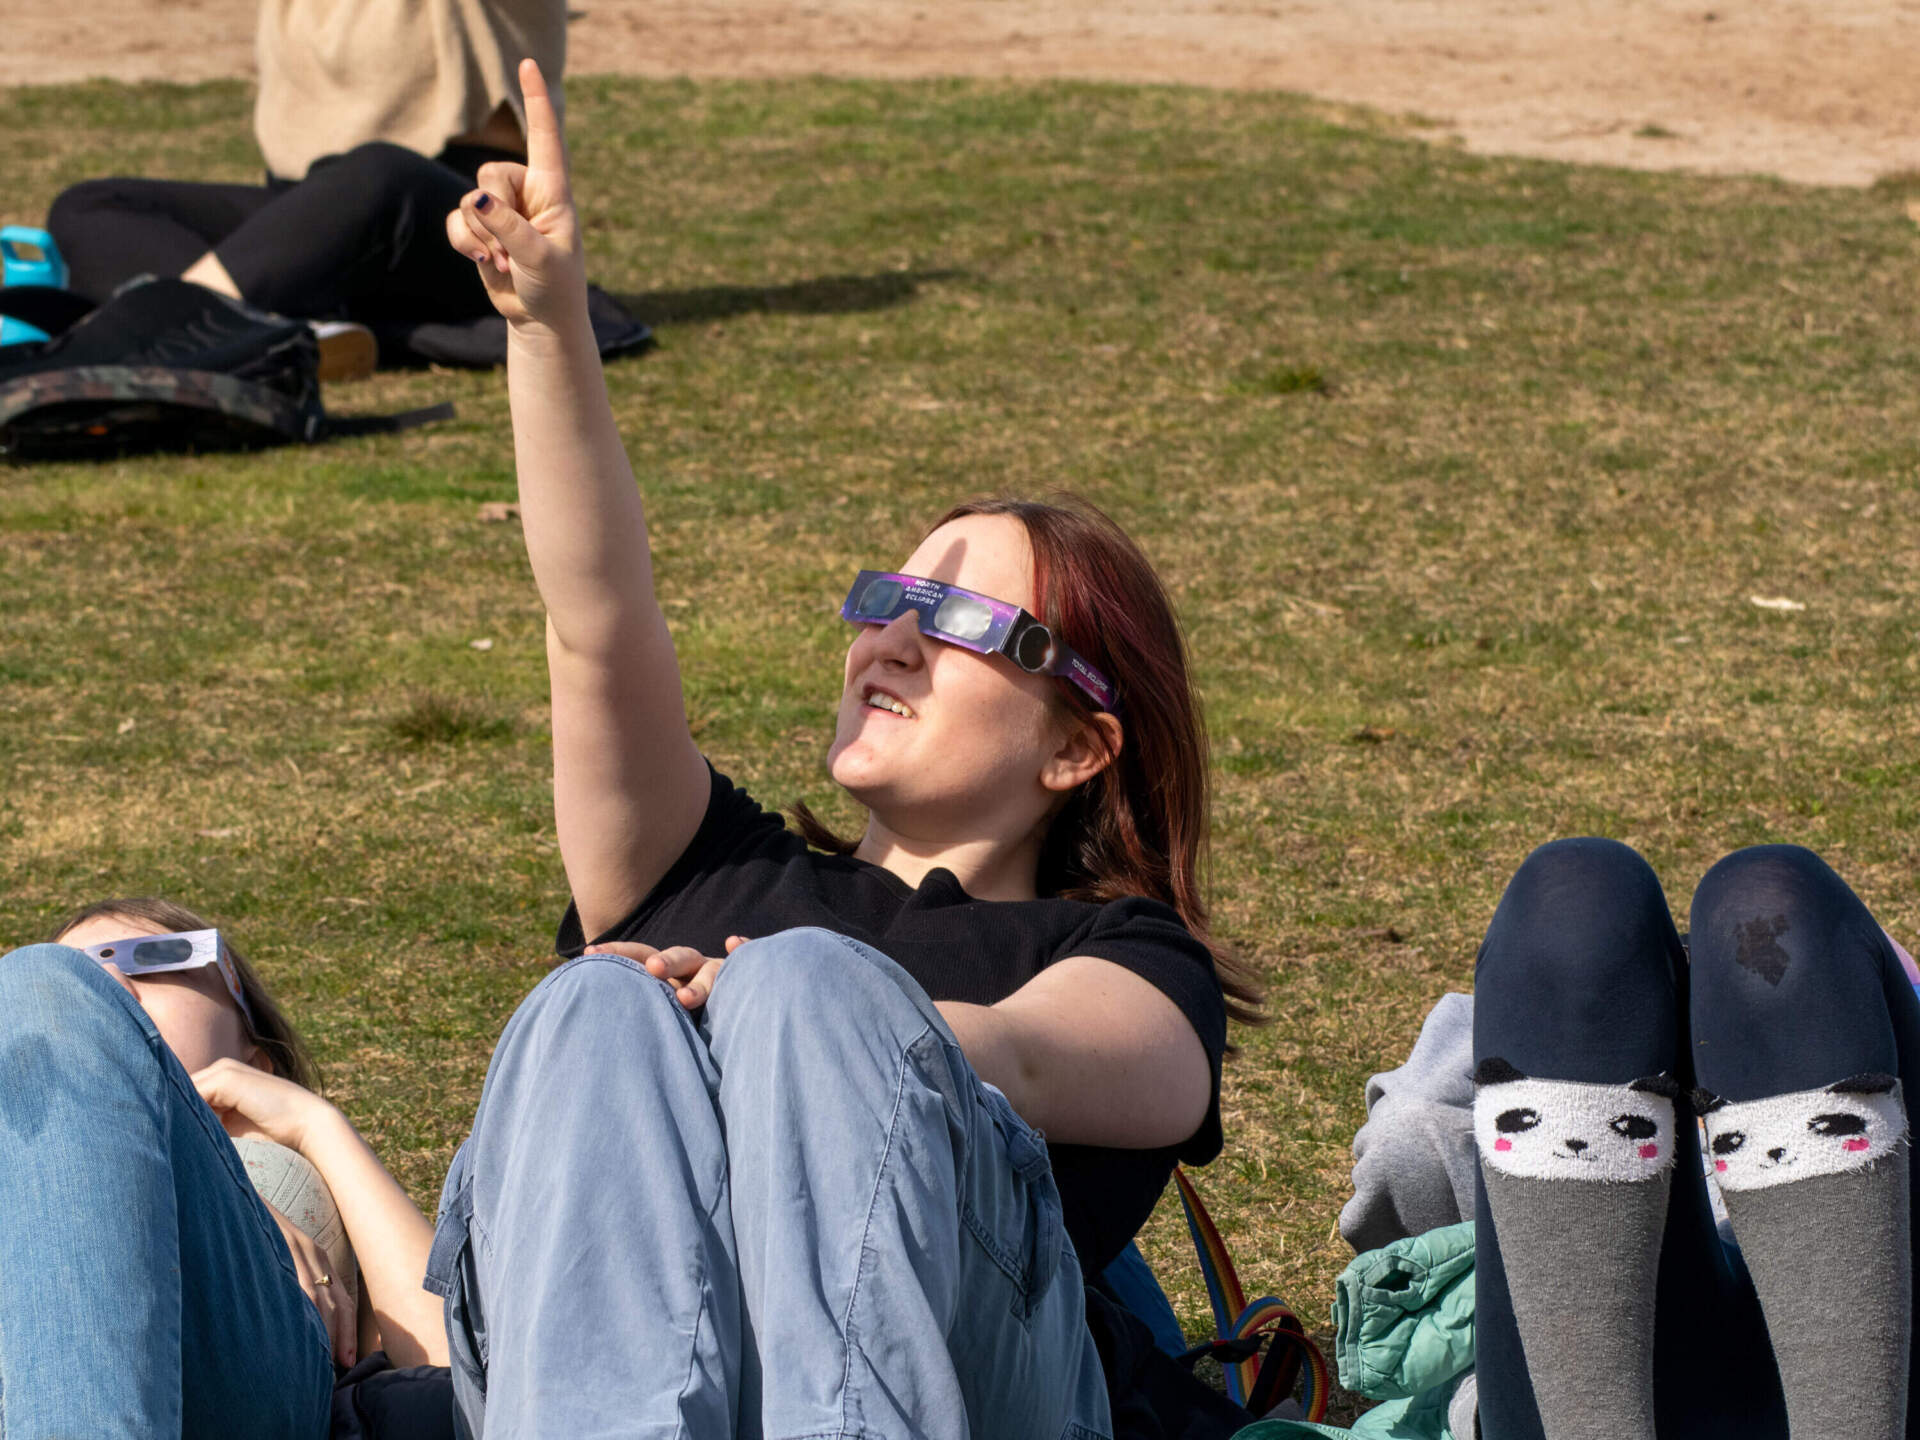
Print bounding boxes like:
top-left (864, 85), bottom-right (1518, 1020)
top-left (518, 58), bottom-right (568, 178)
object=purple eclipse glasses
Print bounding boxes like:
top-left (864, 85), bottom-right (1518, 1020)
top-left (840, 570), bottom-right (1118, 712)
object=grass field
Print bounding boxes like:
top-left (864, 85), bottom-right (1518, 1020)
top-left (5, 73), bottom-right (1920, 1392)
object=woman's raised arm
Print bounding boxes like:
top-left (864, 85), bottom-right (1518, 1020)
top-left (449, 60), bottom-right (709, 934)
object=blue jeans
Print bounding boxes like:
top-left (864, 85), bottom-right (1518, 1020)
top-left (0, 944), bottom-right (334, 1439)
top-left (427, 928), bottom-right (1113, 1439)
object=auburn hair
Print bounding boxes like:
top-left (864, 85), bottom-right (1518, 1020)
top-left (49, 896), bottom-right (321, 1092)
top-left (794, 494), bottom-right (1265, 1027)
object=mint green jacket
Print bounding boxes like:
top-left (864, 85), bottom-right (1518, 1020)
top-left (1233, 1221), bottom-right (1475, 1440)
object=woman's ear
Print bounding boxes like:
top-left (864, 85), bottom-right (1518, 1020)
top-left (1040, 711), bottom-right (1123, 794)
top-left (246, 1044), bottom-right (276, 1076)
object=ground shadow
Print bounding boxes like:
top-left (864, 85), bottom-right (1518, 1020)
top-left (612, 269), bottom-right (964, 328)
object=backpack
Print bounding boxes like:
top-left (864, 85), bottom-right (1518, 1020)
top-left (0, 278), bottom-right (452, 461)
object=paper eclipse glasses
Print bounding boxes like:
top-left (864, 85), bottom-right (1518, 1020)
top-left (841, 570), bottom-right (1117, 712)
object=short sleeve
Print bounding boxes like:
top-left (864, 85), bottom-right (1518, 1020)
top-left (1065, 896), bottom-right (1228, 1164)
top-left (553, 765), bottom-right (785, 956)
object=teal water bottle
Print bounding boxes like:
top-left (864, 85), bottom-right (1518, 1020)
top-left (1, 226), bottom-right (70, 345)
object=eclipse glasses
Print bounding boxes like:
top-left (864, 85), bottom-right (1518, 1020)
top-left (81, 928), bottom-right (255, 1030)
top-left (841, 570), bottom-right (1117, 712)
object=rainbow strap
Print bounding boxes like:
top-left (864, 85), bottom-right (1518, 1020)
top-left (1173, 1165), bottom-right (1331, 1421)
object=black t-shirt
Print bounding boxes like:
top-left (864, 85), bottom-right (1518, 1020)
top-left (556, 764), bottom-right (1227, 1275)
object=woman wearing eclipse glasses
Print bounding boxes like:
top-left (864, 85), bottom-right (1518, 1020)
top-left (0, 898), bottom-right (450, 1436)
top-left (435, 60), bottom-right (1262, 1439)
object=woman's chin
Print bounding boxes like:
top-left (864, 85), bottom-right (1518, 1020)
top-left (827, 747), bottom-right (877, 796)
top-left (828, 743), bottom-right (904, 807)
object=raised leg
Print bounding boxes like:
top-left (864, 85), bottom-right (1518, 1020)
top-left (212, 143), bottom-right (487, 325)
top-left (433, 935), bottom-right (1112, 1440)
top-left (1690, 846), bottom-right (1920, 1440)
top-left (1472, 838), bottom-right (1780, 1440)
top-left (46, 177), bottom-right (274, 303)
top-left (429, 953), bottom-right (743, 1439)
top-left (704, 928), bottom-right (1112, 1440)
top-left (0, 943), bottom-right (332, 1439)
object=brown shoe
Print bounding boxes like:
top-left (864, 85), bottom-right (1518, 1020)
top-left (311, 320), bottom-right (377, 382)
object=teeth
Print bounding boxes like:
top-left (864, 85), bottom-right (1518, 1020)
top-left (865, 694), bottom-right (914, 718)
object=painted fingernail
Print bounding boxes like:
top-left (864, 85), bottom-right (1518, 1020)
top-left (474, 192), bottom-right (492, 211)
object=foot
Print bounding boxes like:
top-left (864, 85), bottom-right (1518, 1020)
top-left (310, 320), bottom-right (377, 382)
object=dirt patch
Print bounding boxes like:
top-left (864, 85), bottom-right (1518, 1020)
top-left (7, 0), bottom-right (1920, 188)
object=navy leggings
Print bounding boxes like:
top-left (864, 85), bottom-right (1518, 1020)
top-left (46, 141), bottom-right (509, 324)
top-left (1474, 840), bottom-right (1920, 1440)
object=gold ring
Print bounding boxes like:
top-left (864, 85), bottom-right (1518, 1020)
top-left (315, 1273), bottom-right (333, 1287)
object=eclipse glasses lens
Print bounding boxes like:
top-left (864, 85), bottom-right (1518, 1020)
top-left (931, 594), bottom-right (995, 642)
top-left (129, 937), bottom-right (195, 966)
top-left (854, 577), bottom-right (904, 618)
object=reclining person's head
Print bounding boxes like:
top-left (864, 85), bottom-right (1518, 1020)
top-left (807, 495), bottom-right (1262, 1022)
top-left (812, 495), bottom-right (1198, 892)
top-left (51, 896), bottom-right (317, 1087)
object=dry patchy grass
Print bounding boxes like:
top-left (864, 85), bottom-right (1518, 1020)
top-left (5, 75), bottom-right (1920, 1375)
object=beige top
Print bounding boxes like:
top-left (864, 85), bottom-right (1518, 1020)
top-left (253, 0), bottom-right (566, 180)
top-left (232, 1136), bottom-right (360, 1315)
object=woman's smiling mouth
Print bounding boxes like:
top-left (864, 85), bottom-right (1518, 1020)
top-left (862, 687), bottom-right (916, 719)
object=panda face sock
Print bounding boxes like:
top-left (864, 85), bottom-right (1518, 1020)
top-left (1699, 1076), bottom-right (1911, 1440)
top-left (1475, 1059), bottom-right (1679, 1440)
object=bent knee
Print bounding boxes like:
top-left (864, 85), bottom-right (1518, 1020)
top-left (1689, 847), bottom-right (1899, 1094)
top-left (307, 141), bottom-right (436, 196)
top-left (1483, 838), bottom-right (1676, 987)
top-left (1693, 846), bottom-right (1846, 937)
top-left (711, 928), bottom-right (937, 1033)
top-left (1503, 837), bottom-right (1665, 929)
top-left (48, 177), bottom-right (127, 219)
top-left (707, 929), bottom-right (852, 1025)
top-left (1691, 845), bottom-right (1884, 993)
top-left (520, 952), bottom-right (678, 1032)
top-left (46, 179), bottom-right (132, 245)
top-left (1477, 839), bottom-right (1682, 1076)
top-left (0, 943), bottom-right (146, 1040)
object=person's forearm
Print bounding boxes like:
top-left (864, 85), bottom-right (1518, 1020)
top-left (507, 311), bottom-right (662, 659)
top-left (299, 1107), bottom-right (448, 1368)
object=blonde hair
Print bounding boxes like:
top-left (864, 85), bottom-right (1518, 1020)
top-left (50, 897), bottom-right (320, 1092)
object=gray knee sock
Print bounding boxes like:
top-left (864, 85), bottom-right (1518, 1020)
top-left (1447, 1372), bottom-right (1479, 1440)
top-left (1476, 1059), bottom-right (1680, 1440)
top-left (1699, 1076), bottom-right (1911, 1440)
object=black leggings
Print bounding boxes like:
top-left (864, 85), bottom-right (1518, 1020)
top-left (1474, 839), bottom-right (1920, 1439)
top-left (46, 142), bottom-right (510, 325)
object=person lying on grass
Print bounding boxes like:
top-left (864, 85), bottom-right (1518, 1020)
top-left (0, 897), bottom-right (449, 1438)
top-left (1465, 840), bottom-right (1919, 1440)
top-left (433, 57), bottom-right (1263, 1439)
